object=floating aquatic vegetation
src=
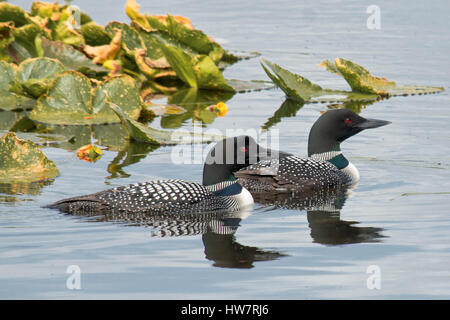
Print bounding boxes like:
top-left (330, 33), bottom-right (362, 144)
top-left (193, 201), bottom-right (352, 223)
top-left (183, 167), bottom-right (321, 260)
top-left (261, 58), bottom-right (379, 103)
top-left (77, 144), bottom-right (103, 162)
top-left (0, 1), bottom-right (242, 89)
top-left (319, 58), bottom-right (444, 97)
top-left (29, 72), bottom-right (142, 125)
top-left (0, 131), bottom-right (59, 183)
top-left (10, 57), bottom-right (65, 98)
top-left (39, 37), bottom-right (108, 74)
top-left (0, 60), bottom-right (35, 110)
top-left (109, 102), bottom-right (225, 145)
top-left (262, 58), bottom-right (444, 102)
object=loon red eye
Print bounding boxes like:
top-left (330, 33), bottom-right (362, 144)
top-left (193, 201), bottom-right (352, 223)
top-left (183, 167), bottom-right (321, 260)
top-left (345, 118), bottom-right (352, 125)
top-left (241, 146), bottom-right (247, 152)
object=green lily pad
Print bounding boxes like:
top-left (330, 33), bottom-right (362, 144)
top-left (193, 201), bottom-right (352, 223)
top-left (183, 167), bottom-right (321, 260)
top-left (126, 0), bottom-right (227, 63)
top-left (106, 22), bottom-right (143, 54)
top-left (105, 22), bottom-right (175, 79)
top-left (261, 58), bottom-right (379, 103)
top-left (11, 23), bottom-right (43, 58)
top-left (40, 37), bottom-right (108, 74)
top-left (162, 44), bottom-right (235, 92)
top-left (164, 15), bottom-right (224, 61)
top-left (0, 3), bottom-right (30, 27)
top-left (0, 61), bottom-right (35, 110)
top-left (109, 102), bottom-right (225, 145)
top-left (161, 44), bottom-right (197, 88)
top-left (0, 131), bottom-right (59, 183)
top-left (12, 57), bottom-right (65, 98)
top-left (29, 72), bottom-right (142, 125)
top-left (320, 58), bottom-right (445, 97)
top-left (80, 22), bottom-right (112, 46)
top-left (0, 21), bottom-right (14, 60)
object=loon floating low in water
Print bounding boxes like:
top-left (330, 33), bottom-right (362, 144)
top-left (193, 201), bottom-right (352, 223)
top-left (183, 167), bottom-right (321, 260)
top-left (235, 109), bottom-right (391, 191)
top-left (47, 136), bottom-right (269, 215)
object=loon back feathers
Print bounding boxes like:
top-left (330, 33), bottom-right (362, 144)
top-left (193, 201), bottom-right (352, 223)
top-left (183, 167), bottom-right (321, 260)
top-left (235, 155), bottom-right (352, 192)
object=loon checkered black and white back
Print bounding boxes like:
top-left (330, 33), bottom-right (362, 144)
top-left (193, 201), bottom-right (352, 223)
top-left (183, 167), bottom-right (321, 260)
top-left (235, 109), bottom-right (391, 191)
top-left (47, 136), bottom-right (270, 215)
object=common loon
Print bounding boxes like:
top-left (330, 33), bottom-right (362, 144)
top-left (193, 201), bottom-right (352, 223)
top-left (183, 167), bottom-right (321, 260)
top-left (235, 109), bottom-right (391, 191)
top-left (47, 136), bottom-right (269, 215)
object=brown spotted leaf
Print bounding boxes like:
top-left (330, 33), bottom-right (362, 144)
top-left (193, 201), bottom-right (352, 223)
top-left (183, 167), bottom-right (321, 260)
top-left (0, 132), bottom-right (59, 183)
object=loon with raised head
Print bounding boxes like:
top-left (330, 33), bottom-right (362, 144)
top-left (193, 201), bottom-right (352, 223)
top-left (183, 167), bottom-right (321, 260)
top-left (235, 109), bottom-right (391, 191)
top-left (47, 136), bottom-right (269, 215)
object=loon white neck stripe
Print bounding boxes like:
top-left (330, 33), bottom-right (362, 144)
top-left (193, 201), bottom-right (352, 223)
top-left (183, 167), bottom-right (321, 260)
top-left (310, 151), bottom-right (342, 162)
top-left (205, 180), bottom-right (237, 192)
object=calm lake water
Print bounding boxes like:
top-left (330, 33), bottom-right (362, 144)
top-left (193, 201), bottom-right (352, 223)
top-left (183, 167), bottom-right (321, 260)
top-left (1, 0), bottom-right (449, 299)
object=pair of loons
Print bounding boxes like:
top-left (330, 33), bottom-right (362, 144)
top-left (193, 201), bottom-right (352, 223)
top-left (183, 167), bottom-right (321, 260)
top-left (48, 109), bottom-right (390, 215)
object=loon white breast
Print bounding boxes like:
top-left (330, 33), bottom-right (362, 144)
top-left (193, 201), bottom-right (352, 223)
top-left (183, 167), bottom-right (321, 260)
top-left (236, 109), bottom-right (390, 192)
top-left (47, 136), bottom-right (266, 215)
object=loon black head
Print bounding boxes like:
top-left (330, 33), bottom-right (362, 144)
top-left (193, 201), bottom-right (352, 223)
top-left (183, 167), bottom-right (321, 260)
top-left (202, 136), bottom-right (270, 186)
top-left (308, 109), bottom-right (391, 158)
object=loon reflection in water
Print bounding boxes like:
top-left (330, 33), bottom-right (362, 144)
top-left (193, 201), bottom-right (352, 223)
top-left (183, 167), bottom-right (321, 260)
top-left (66, 207), bottom-right (286, 269)
top-left (253, 186), bottom-right (386, 245)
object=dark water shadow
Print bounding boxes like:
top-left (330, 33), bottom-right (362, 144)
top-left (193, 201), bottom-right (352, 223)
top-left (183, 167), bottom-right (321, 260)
top-left (262, 98), bottom-right (379, 131)
top-left (252, 187), bottom-right (386, 245)
top-left (63, 208), bottom-right (286, 269)
top-left (105, 140), bottom-right (160, 180)
top-left (262, 99), bottom-right (305, 131)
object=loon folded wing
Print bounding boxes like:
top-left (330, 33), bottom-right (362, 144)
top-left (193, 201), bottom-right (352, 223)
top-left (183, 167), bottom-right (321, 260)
top-left (235, 156), bottom-right (352, 191)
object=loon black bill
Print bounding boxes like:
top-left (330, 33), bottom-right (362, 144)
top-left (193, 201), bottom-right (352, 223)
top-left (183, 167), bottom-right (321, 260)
top-left (355, 118), bottom-right (391, 129)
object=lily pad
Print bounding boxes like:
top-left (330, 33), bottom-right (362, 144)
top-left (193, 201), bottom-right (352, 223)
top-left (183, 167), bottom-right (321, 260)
top-left (320, 58), bottom-right (444, 97)
top-left (80, 22), bottom-right (112, 46)
top-left (0, 131), bottom-right (59, 183)
top-left (11, 57), bottom-right (65, 98)
top-left (0, 3), bottom-right (30, 28)
top-left (162, 44), bottom-right (235, 92)
top-left (11, 23), bottom-right (43, 58)
top-left (261, 58), bottom-right (379, 103)
top-left (126, 0), bottom-right (226, 62)
top-left (0, 61), bottom-right (35, 110)
top-left (164, 14), bottom-right (224, 62)
top-left (109, 102), bottom-right (225, 145)
top-left (40, 37), bottom-right (108, 74)
top-left (161, 44), bottom-right (197, 88)
top-left (0, 21), bottom-right (14, 60)
top-left (29, 72), bottom-right (142, 125)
